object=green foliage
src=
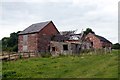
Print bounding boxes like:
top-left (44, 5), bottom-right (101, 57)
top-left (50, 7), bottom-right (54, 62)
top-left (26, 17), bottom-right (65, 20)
top-left (112, 43), bottom-right (120, 49)
top-left (2, 50), bottom-right (118, 78)
top-left (2, 70), bottom-right (16, 78)
top-left (2, 37), bottom-right (10, 51)
top-left (84, 28), bottom-right (95, 35)
top-left (80, 49), bottom-right (94, 53)
top-left (2, 31), bottom-right (21, 52)
top-left (40, 52), bottom-right (51, 57)
top-left (19, 54), bottom-right (22, 59)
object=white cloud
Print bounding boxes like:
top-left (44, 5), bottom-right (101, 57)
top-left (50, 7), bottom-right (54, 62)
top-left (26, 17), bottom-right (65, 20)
top-left (0, 0), bottom-right (118, 43)
top-left (1, 0), bottom-right (44, 2)
top-left (1, 0), bottom-right (71, 3)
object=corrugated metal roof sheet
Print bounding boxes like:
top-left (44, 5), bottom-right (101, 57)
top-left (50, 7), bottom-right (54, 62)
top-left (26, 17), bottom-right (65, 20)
top-left (19, 21), bottom-right (51, 35)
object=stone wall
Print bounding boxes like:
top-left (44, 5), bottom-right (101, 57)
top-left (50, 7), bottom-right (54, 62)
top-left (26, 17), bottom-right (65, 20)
top-left (50, 41), bottom-right (81, 56)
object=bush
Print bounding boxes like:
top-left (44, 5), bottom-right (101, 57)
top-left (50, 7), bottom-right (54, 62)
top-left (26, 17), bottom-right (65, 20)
top-left (112, 43), bottom-right (120, 50)
top-left (2, 31), bottom-right (20, 52)
top-left (12, 45), bottom-right (18, 52)
top-left (80, 49), bottom-right (94, 54)
top-left (3, 71), bottom-right (16, 78)
top-left (40, 52), bottom-right (51, 58)
top-left (19, 54), bottom-right (22, 59)
top-left (94, 49), bottom-right (106, 54)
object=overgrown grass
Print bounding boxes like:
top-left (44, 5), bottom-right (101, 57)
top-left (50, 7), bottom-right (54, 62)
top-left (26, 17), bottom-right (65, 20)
top-left (2, 50), bottom-right (119, 78)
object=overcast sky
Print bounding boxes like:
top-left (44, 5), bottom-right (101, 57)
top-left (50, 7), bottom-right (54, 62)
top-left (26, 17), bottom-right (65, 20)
top-left (0, 0), bottom-right (119, 43)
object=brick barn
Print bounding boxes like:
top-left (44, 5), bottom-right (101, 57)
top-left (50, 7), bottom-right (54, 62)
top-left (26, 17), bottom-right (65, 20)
top-left (18, 21), bottom-right (59, 53)
top-left (85, 33), bottom-right (112, 49)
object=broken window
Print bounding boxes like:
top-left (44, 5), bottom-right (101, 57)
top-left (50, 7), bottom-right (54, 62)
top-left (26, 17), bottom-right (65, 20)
top-left (52, 47), bottom-right (55, 51)
top-left (102, 46), bottom-right (105, 48)
top-left (48, 46), bottom-right (50, 52)
top-left (91, 42), bottom-right (93, 46)
top-left (63, 45), bottom-right (68, 50)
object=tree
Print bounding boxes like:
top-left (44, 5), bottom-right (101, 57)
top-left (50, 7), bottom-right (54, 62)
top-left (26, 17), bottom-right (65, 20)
top-left (2, 37), bottom-right (10, 51)
top-left (84, 28), bottom-right (95, 35)
top-left (2, 31), bottom-right (21, 52)
top-left (112, 43), bottom-right (120, 49)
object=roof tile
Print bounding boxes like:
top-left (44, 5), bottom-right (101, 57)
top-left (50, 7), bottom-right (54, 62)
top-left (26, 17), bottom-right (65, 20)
top-left (19, 21), bottom-right (51, 35)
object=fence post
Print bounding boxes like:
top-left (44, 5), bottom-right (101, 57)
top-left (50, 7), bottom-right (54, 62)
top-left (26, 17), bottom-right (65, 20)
top-left (28, 52), bottom-right (30, 58)
top-left (104, 48), bottom-right (107, 54)
top-left (19, 53), bottom-right (21, 59)
top-left (94, 49), bottom-right (96, 55)
top-left (23, 53), bottom-right (25, 59)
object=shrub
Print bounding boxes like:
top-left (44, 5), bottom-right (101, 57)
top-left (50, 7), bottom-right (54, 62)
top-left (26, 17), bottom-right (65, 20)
top-left (112, 43), bottom-right (120, 50)
top-left (3, 71), bottom-right (16, 78)
top-left (80, 49), bottom-right (94, 54)
top-left (40, 52), bottom-right (51, 58)
top-left (19, 54), bottom-right (22, 59)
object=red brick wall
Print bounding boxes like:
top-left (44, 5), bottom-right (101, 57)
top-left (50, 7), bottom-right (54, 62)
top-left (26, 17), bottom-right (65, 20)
top-left (101, 41), bottom-right (112, 48)
top-left (85, 33), bottom-right (102, 49)
top-left (40, 22), bottom-right (59, 36)
top-left (37, 22), bottom-right (59, 52)
top-left (28, 33), bottom-right (38, 52)
top-left (85, 33), bottom-right (112, 49)
top-left (18, 21), bottom-right (59, 52)
top-left (18, 33), bottom-right (38, 52)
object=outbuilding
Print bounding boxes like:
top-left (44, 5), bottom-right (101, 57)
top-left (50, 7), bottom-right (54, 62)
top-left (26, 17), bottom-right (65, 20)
top-left (18, 21), bottom-right (59, 53)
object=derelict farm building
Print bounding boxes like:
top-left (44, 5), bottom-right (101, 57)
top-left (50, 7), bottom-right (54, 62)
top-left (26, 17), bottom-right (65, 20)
top-left (18, 21), bottom-right (112, 54)
top-left (18, 21), bottom-right (59, 53)
top-left (85, 33), bottom-right (112, 49)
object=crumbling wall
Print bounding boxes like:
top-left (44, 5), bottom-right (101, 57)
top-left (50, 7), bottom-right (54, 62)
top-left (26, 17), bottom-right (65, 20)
top-left (50, 41), bottom-right (81, 56)
top-left (50, 41), bottom-right (72, 56)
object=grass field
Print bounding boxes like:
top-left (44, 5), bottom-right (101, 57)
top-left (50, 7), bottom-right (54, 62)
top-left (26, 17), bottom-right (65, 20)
top-left (2, 50), bottom-right (119, 78)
